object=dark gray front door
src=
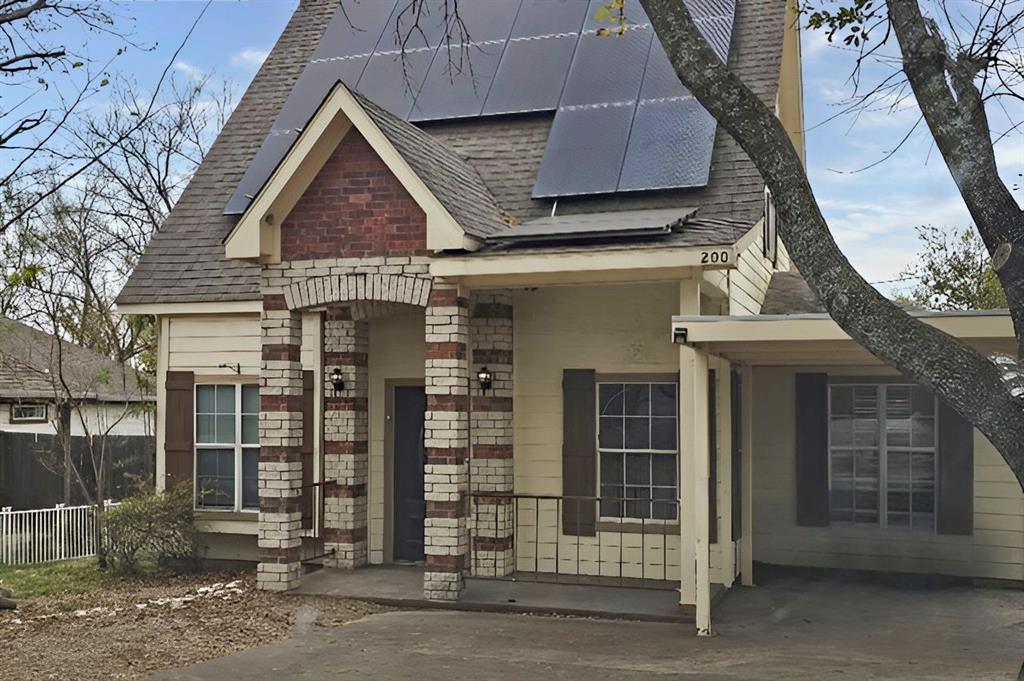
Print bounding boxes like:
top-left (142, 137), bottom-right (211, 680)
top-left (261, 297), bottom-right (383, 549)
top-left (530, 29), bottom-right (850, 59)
top-left (393, 386), bottom-right (425, 562)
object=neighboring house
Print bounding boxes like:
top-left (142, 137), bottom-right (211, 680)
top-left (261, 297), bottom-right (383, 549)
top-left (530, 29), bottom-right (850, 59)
top-left (0, 317), bottom-right (151, 438)
top-left (0, 316), bottom-right (154, 509)
top-left (115, 0), bottom-right (1023, 634)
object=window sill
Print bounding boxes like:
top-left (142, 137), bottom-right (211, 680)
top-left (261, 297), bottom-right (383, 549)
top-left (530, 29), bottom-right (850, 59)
top-left (597, 521), bottom-right (680, 535)
top-left (195, 510), bottom-right (258, 522)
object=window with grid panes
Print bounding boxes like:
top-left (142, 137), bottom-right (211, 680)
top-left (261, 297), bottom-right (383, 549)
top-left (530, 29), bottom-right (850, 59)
top-left (597, 382), bottom-right (678, 521)
top-left (828, 384), bottom-right (937, 530)
top-left (195, 384), bottom-right (260, 510)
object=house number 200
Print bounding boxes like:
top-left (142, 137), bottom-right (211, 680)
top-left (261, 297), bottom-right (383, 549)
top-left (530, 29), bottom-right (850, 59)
top-left (700, 250), bottom-right (730, 265)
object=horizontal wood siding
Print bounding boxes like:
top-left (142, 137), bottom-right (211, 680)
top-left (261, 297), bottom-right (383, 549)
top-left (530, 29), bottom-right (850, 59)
top-left (729, 231), bottom-right (775, 315)
top-left (513, 283), bottom-right (683, 581)
top-left (751, 366), bottom-right (1024, 582)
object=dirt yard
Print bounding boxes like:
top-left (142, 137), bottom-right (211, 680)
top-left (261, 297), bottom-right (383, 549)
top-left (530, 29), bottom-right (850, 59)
top-left (0, 570), bottom-right (387, 680)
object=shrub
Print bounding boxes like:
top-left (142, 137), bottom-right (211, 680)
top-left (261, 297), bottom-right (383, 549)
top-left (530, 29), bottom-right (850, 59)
top-left (104, 483), bottom-right (196, 575)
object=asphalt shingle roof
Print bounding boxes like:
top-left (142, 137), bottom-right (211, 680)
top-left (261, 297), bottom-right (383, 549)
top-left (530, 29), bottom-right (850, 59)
top-left (118, 0), bottom-right (788, 306)
top-left (353, 90), bottom-right (510, 239)
top-left (760, 272), bottom-right (825, 314)
top-left (0, 318), bottom-right (148, 402)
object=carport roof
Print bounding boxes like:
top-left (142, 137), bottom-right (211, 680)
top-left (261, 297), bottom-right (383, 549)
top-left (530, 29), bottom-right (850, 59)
top-left (671, 308), bottom-right (1015, 366)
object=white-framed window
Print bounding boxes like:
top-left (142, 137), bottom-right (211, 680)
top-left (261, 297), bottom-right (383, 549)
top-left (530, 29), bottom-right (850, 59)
top-left (10, 403), bottom-right (47, 423)
top-left (194, 383), bottom-right (260, 511)
top-left (828, 383), bottom-right (937, 530)
top-left (597, 382), bottom-right (678, 521)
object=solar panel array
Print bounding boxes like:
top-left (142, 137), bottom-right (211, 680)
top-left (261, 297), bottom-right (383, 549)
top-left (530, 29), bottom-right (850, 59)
top-left (225, 0), bottom-right (736, 215)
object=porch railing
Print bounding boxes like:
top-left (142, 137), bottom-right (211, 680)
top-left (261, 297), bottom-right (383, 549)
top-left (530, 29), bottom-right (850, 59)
top-left (470, 493), bottom-right (680, 589)
top-left (298, 481), bottom-right (331, 564)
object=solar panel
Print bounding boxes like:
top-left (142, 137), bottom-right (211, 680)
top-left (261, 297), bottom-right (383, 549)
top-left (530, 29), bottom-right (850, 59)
top-left (409, 2), bottom-right (520, 121)
top-left (558, 23), bottom-right (652, 107)
top-left (481, 0), bottom-right (589, 115)
top-left (533, 0), bottom-right (736, 197)
top-left (618, 97), bottom-right (716, 191)
top-left (226, 0), bottom-right (740, 214)
top-left (532, 104), bottom-right (634, 197)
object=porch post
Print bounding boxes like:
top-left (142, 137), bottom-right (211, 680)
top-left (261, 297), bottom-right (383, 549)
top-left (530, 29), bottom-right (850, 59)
top-left (717, 358), bottom-right (736, 588)
top-left (678, 279), bottom-right (700, 607)
top-left (740, 364), bottom-right (755, 586)
top-left (691, 346), bottom-right (713, 636)
top-left (322, 304), bottom-right (369, 568)
top-left (469, 291), bottom-right (515, 577)
top-left (423, 284), bottom-right (471, 600)
top-left (257, 295), bottom-right (304, 591)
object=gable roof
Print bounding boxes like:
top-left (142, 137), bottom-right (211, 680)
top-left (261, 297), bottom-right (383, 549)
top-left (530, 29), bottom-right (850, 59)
top-left (354, 90), bottom-right (510, 239)
top-left (117, 0), bottom-right (789, 306)
top-left (0, 318), bottom-right (148, 403)
top-left (226, 83), bottom-right (512, 258)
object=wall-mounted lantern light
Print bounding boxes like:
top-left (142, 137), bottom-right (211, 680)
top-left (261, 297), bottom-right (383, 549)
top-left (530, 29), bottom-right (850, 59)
top-left (330, 367), bottom-right (345, 396)
top-left (476, 366), bottom-right (493, 393)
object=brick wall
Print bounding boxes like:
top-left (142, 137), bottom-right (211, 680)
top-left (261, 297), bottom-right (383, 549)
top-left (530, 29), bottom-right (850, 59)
top-left (322, 304), bottom-right (369, 568)
top-left (257, 295), bottom-right (304, 591)
top-left (423, 285), bottom-right (471, 600)
top-left (469, 292), bottom-right (515, 577)
top-left (280, 130), bottom-right (428, 261)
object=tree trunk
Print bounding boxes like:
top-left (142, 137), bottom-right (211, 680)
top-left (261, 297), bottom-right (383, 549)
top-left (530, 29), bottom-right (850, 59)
top-left (95, 458), bottom-right (107, 569)
top-left (638, 0), bottom-right (1024, 493)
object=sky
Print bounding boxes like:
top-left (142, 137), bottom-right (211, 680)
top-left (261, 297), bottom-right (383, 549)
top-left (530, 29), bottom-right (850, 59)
top-left (29, 0), bottom-right (1024, 294)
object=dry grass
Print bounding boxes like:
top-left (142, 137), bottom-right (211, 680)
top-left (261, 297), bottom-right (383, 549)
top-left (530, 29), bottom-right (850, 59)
top-left (0, 565), bottom-right (387, 680)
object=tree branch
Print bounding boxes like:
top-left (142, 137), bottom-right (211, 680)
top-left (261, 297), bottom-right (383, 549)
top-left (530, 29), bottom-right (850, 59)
top-left (639, 0), bottom-right (1024, 489)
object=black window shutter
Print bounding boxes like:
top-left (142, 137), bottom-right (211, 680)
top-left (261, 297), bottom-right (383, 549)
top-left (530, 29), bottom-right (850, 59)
top-left (937, 399), bottom-right (974, 535)
top-left (731, 369), bottom-right (743, 540)
top-left (164, 371), bottom-right (195, 491)
top-left (300, 370), bottom-right (315, 530)
top-left (562, 369), bottom-right (596, 536)
top-left (795, 373), bottom-right (830, 526)
top-left (708, 370), bottom-right (718, 544)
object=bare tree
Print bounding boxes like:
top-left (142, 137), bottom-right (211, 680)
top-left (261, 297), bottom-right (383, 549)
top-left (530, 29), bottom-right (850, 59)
top-left (4, 73), bottom-right (233, 372)
top-left (0, 0), bottom-right (214, 234)
top-left (0, 311), bottom-right (147, 566)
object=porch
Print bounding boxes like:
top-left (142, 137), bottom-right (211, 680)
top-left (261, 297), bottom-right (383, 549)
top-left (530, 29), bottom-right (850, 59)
top-left (256, 271), bottom-right (739, 633)
top-left (293, 564), bottom-right (691, 622)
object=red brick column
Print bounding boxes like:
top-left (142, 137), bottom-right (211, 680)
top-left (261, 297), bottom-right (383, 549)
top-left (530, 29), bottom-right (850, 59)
top-left (257, 295), bottom-right (304, 590)
top-left (322, 304), bottom-right (369, 568)
top-left (469, 292), bottom-right (514, 577)
top-left (423, 285), bottom-right (470, 600)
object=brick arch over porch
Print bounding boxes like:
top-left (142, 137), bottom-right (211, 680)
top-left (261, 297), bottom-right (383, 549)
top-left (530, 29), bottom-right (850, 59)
top-left (258, 271), bottom-right (485, 602)
top-left (281, 273), bottom-right (432, 311)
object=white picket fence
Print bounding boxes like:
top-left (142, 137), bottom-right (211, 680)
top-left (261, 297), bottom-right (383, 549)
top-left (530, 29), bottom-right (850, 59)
top-left (0, 502), bottom-right (119, 566)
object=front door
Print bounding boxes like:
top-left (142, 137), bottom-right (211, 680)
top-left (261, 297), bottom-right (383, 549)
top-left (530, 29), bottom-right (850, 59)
top-left (393, 385), bottom-right (426, 562)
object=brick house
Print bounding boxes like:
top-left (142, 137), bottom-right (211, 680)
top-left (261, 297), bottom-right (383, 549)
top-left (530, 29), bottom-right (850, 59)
top-left (116, 0), bottom-right (1024, 634)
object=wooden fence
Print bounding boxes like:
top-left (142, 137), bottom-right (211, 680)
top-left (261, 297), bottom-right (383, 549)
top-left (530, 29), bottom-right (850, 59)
top-left (0, 432), bottom-right (154, 510)
top-left (0, 501), bottom-right (119, 565)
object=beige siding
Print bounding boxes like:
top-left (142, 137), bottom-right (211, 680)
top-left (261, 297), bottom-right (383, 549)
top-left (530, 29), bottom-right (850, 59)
top-left (166, 314), bottom-right (262, 375)
top-left (367, 310), bottom-right (425, 564)
top-left (729, 231), bottom-right (775, 315)
top-left (751, 366), bottom-right (1024, 582)
top-left (163, 312), bottom-right (322, 537)
top-left (513, 283), bottom-right (682, 580)
top-left (0, 402), bottom-right (150, 437)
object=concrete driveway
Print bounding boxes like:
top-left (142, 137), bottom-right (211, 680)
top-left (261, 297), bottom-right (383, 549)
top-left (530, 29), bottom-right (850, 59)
top-left (153, 576), bottom-right (1024, 680)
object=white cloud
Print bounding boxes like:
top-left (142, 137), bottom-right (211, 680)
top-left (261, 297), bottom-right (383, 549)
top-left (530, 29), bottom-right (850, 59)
top-left (174, 60), bottom-right (204, 80)
top-left (232, 48), bottom-right (270, 69)
top-left (818, 194), bottom-right (972, 284)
